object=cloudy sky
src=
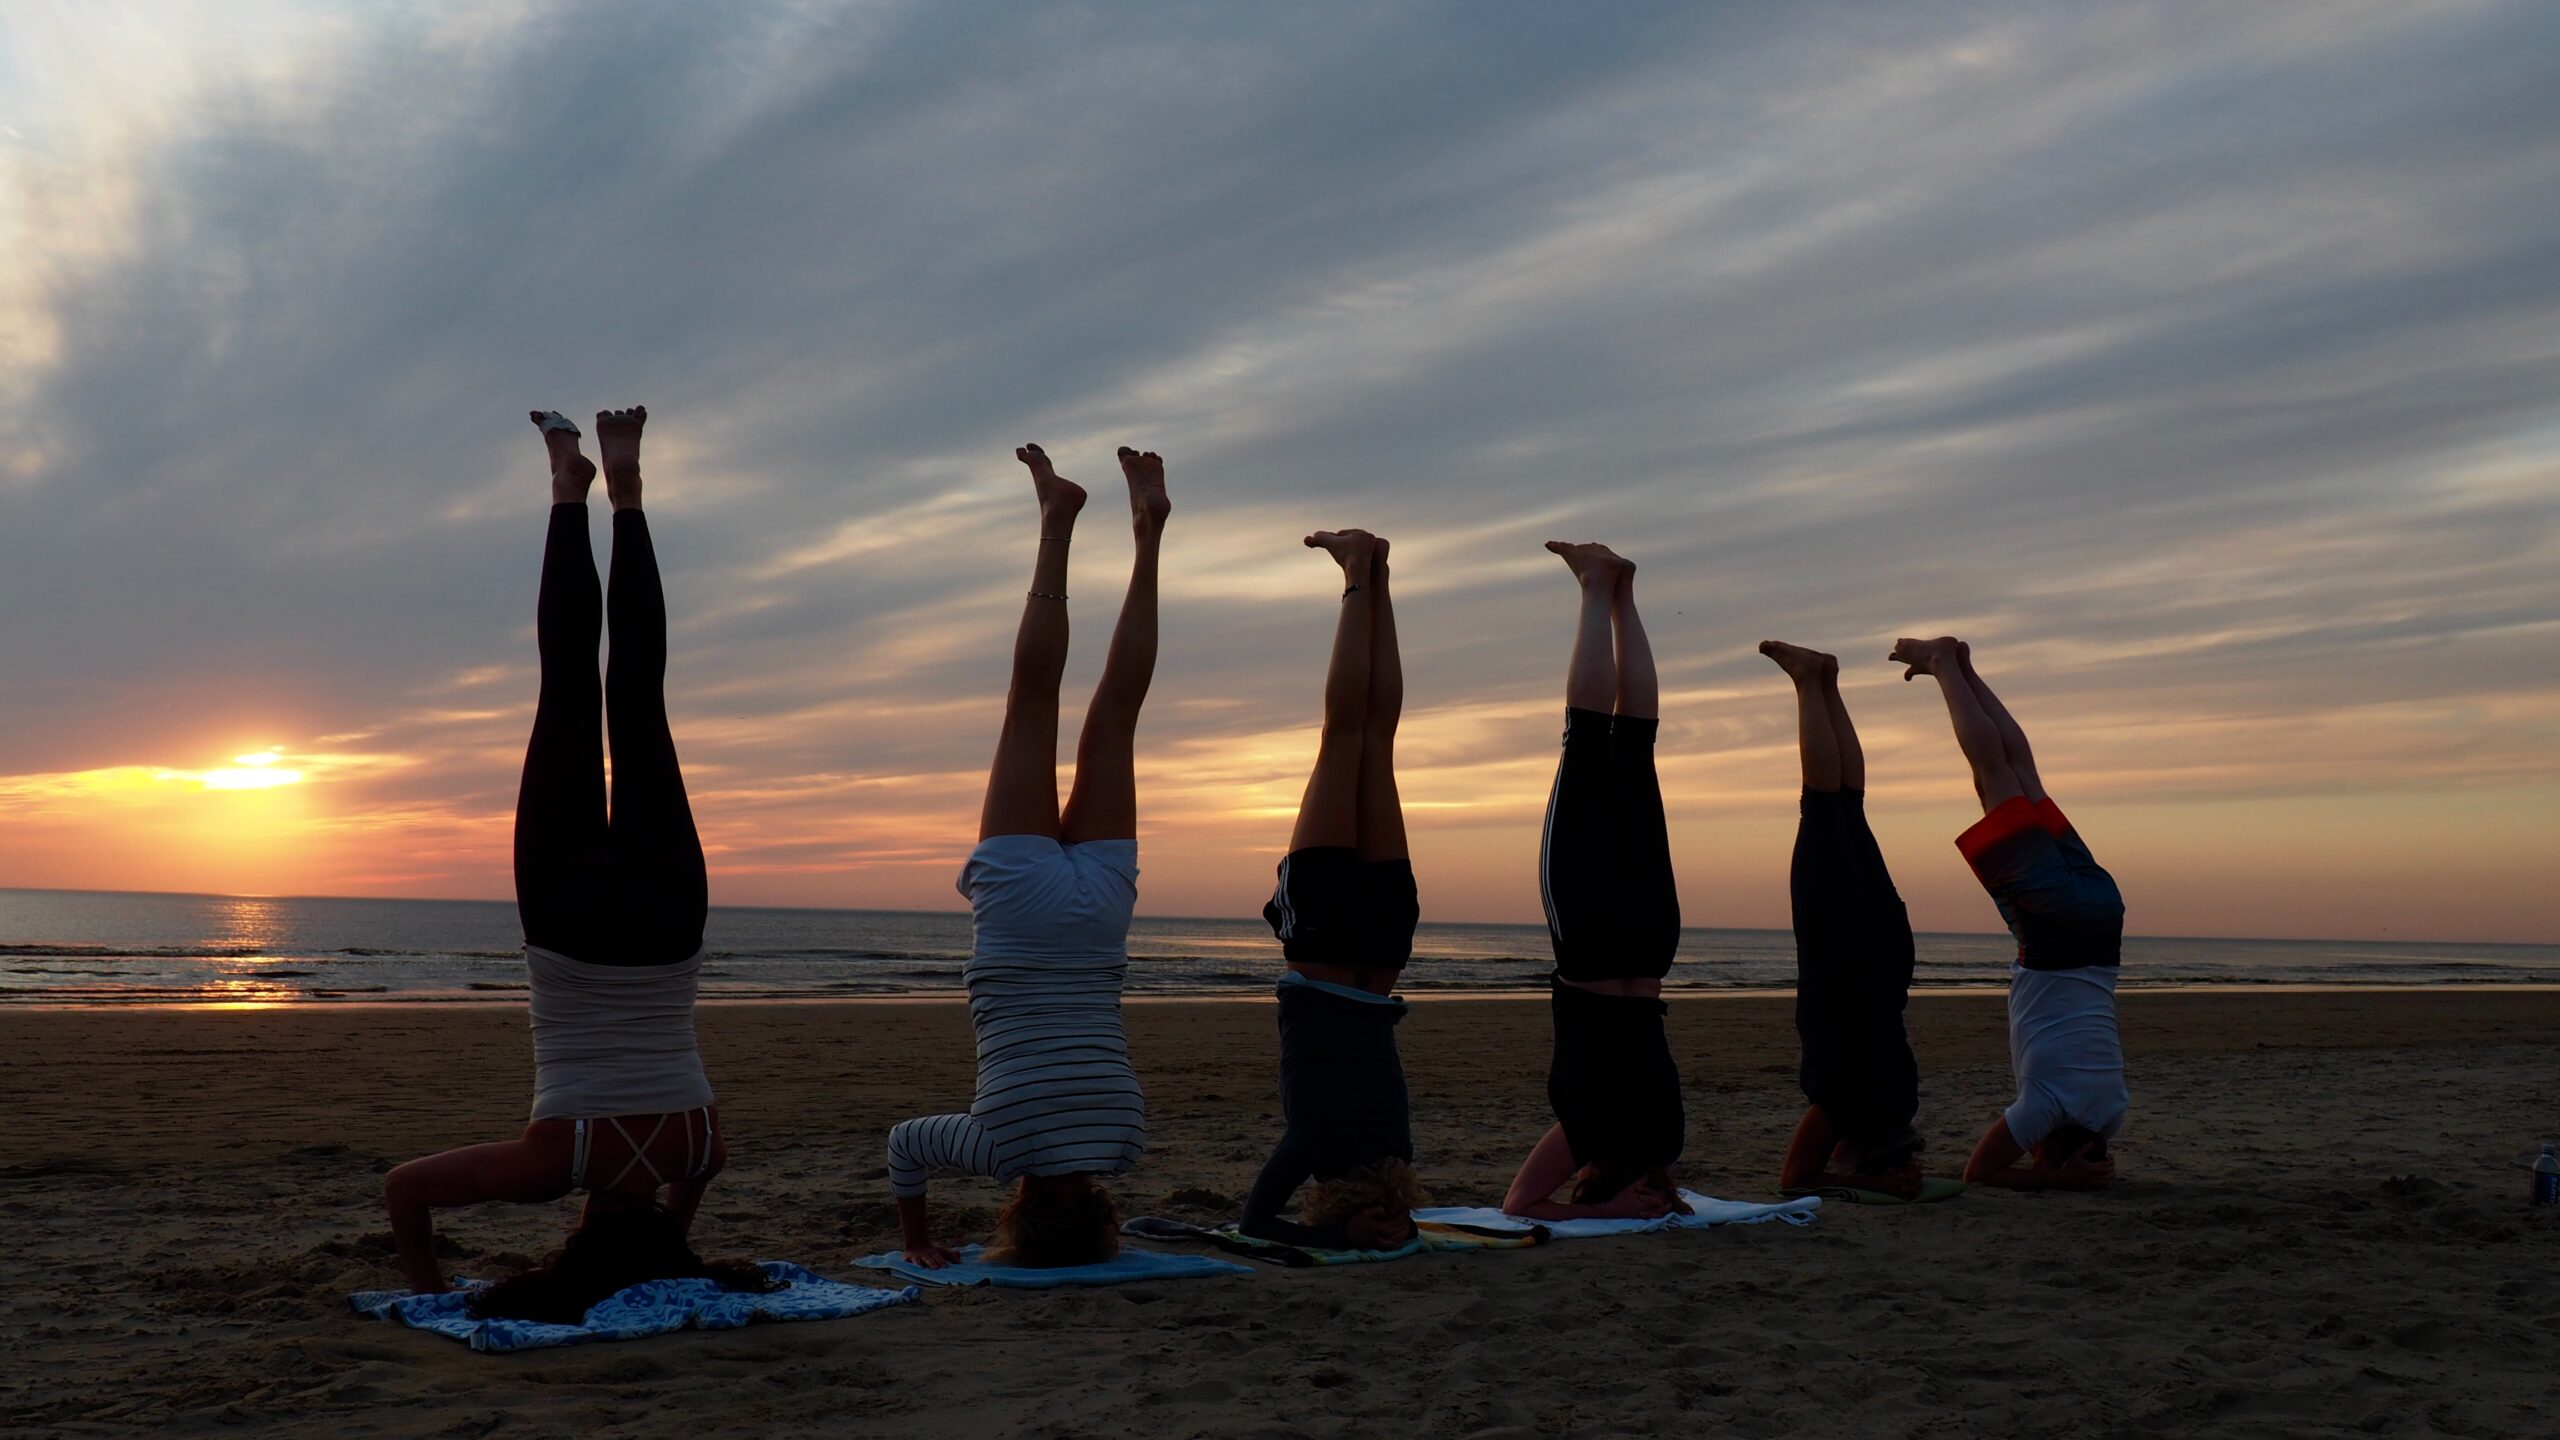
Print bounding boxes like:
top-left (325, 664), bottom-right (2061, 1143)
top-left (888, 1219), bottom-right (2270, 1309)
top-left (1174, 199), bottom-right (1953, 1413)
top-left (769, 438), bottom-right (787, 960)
top-left (2, 0), bottom-right (2554, 942)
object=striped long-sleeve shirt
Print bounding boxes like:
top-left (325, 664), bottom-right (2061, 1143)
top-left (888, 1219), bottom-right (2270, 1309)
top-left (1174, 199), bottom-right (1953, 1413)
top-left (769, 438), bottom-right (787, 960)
top-left (888, 950), bottom-right (1147, 1196)
top-left (891, 835), bottom-right (1148, 1196)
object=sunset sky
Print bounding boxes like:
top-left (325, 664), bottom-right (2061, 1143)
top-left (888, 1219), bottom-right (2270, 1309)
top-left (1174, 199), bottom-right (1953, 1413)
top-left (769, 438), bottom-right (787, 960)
top-left (2, 1), bottom-right (2554, 943)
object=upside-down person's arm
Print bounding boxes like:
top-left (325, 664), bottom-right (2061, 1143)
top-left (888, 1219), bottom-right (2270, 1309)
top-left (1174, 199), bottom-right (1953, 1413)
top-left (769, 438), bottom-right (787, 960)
top-left (1238, 1136), bottom-right (1356, 1249)
top-left (1963, 1115), bottom-right (2115, 1191)
top-left (1498, 1123), bottom-right (1676, 1221)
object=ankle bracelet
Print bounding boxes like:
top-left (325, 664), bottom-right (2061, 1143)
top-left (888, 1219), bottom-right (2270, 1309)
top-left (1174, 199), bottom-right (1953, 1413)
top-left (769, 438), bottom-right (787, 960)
top-left (1028, 590), bottom-right (1068, 601)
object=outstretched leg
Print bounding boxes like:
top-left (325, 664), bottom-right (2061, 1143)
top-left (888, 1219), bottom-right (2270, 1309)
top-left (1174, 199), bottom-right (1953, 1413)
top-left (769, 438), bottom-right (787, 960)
top-left (1610, 562), bottom-right (1658, 722)
top-left (1759, 642), bottom-right (1845, 793)
top-left (1957, 643), bottom-right (2045, 802)
top-left (1061, 448), bottom-right (1170, 845)
top-left (1545, 542), bottom-right (1622, 715)
top-left (1288, 531), bottom-right (1379, 853)
top-left (1890, 636), bottom-right (2023, 812)
top-left (515, 412), bottom-right (607, 957)
top-left (1353, 540), bottom-right (1407, 862)
top-left (979, 444), bottom-right (1085, 842)
top-left (1539, 542), bottom-right (1635, 973)
top-left (595, 407), bottom-right (708, 962)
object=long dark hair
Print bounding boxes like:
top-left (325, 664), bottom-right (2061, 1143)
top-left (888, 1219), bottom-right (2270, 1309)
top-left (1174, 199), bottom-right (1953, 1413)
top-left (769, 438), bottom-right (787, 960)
top-left (467, 1204), bottom-right (779, 1324)
top-left (1570, 1161), bottom-right (1677, 1207)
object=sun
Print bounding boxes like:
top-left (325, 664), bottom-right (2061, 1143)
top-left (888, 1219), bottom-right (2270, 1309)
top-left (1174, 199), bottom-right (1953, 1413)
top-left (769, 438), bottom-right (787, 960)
top-left (179, 749), bottom-right (306, 791)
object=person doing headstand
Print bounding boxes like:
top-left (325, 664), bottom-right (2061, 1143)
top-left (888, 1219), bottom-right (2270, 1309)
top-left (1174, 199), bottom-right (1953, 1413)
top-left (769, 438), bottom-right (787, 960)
top-left (1892, 636), bottom-right (2126, 1192)
top-left (1502, 543), bottom-right (1691, 1223)
top-left (1241, 528), bottom-right (1427, 1251)
top-left (889, 443), bottom-right (1168, 1267)
top-left (1761, 640), bottom-right (1925, 1198)
top-left (384, 407), bottom-right (772, 1321)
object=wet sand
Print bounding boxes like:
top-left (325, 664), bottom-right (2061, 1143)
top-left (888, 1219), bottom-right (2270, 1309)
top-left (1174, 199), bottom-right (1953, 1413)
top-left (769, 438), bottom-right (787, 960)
top-left (4, 991), bottom-right (2558, 1438)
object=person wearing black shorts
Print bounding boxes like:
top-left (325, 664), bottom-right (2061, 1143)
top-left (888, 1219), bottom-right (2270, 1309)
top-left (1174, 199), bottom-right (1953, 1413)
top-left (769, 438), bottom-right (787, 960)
top-left (1501, 542), bottom-right (1690, 1223)
top-left (1760, 641), bottom-right (1924, 1198)
top-left (1892, 636), bottom-right (2125, 1192)
top-left (1241, 529), bottom-right (1426, 1251)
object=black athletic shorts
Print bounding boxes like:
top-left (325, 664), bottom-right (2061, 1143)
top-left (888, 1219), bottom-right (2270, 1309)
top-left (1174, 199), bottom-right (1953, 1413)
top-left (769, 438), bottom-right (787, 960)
top-left (1264, 846), bottom-right (1420, 975)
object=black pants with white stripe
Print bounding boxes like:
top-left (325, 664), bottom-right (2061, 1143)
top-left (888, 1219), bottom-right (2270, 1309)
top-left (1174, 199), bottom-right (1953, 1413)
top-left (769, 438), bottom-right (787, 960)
top-left (1541, 707), bottom-right (1680, 982)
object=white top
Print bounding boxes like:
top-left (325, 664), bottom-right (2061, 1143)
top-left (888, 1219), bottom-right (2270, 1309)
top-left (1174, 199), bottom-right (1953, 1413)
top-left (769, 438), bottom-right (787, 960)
top-left (526, 945), bottom-right (715, 1122)
top-left (2004, 962), bottom-right (2128, 1150)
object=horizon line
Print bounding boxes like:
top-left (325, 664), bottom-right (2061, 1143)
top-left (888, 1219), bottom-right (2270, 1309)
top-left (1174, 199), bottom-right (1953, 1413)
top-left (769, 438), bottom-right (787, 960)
top-left (0, 884), bottom-right (2549, 951)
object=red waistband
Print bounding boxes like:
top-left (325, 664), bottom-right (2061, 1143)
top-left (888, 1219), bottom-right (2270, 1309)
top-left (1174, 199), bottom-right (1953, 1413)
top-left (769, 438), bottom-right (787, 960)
top-left (1955, 796), bottom-right (2046, 865)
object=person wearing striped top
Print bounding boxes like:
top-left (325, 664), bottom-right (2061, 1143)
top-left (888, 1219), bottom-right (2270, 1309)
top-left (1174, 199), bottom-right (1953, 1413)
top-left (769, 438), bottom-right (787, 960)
top-left (891, 442), bottom-right (1168, 1269)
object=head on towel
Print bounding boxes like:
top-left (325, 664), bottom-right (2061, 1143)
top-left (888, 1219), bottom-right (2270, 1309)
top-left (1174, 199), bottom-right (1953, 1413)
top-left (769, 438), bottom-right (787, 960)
top-left (986, 1173), bottom-right (1124, 1268)
top-left (2034, 1125), bottom-right (2109, 1170)
top-left (1570, 1161), bottom-right (1690, 1215)
top-left (1305, 1158), bottom-right (1429, 1249)
top-left (466, 1202), bottom-right (778, 1324)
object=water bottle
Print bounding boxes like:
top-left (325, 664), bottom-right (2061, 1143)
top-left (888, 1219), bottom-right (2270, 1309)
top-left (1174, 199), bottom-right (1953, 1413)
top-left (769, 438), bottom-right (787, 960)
top-left (2534, 1145), bottom-right (2560, 1208)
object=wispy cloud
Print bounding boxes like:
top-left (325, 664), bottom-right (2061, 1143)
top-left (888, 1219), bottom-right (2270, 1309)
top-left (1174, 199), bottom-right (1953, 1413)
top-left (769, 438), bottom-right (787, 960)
top-left (2, 1), bottom-right (2555, 940)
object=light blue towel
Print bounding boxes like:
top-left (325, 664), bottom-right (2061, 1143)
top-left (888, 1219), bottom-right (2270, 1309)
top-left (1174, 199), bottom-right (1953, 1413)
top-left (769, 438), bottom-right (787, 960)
top-left (348, 1261), bottom-right (920, 1353)
top-left (1415, 1189), bottom-right (1821, 1238)
top-left (852, 1243), bottom-right (1251, 1288)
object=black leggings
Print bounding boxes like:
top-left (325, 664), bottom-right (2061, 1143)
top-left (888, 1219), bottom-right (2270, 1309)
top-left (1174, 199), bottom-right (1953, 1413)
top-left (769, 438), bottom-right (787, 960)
top-left (515, 505), bottom-right (707, 966)
top-left (1790, 788), bottom-right (1918, 1150)
top-left (1541, 708), bottom-right (1680, 982)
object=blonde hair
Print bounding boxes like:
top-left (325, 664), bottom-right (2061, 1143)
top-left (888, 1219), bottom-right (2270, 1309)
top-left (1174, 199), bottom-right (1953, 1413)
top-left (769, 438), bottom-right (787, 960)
top-left (984, 1175), bottom-right (1123, 1268)
top-left (1301, 1158), bottom-right (1430, 1227)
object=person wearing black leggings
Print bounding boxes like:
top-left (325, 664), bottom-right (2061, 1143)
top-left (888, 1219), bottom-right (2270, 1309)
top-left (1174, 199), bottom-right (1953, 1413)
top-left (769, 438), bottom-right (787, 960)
top-left (385, 408), bottom-right (740, 1308)
top-left (1501, 541), bottom-right (1691, 1222)
top-left (1760, 640), bottom-right (1924, 1198)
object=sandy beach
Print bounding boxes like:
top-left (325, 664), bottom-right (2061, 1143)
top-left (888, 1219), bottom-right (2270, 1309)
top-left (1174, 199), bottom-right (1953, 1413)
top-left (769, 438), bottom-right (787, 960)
top-left (4, 991), bottom-right (2557, 1438)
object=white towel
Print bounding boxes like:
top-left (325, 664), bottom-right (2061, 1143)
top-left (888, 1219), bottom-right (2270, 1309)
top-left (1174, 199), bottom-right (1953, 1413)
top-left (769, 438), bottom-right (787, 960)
top-left (1415, 1189), bottom-right (1819, 1237)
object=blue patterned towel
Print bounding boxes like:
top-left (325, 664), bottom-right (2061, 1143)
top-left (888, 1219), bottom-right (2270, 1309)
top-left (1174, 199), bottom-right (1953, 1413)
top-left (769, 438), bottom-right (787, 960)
top-left (852, 1243), bottom-right (1251, 1288)
top-left (348, 1261), bottom-right (921, 1352)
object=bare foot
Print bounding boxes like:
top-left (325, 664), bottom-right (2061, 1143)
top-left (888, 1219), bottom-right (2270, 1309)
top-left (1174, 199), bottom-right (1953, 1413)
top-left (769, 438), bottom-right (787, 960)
top-left (531, 411), bottom-right (595, 503)
top-left (1889, 635), bottom-right (1962, 681)
top-left (1305, 528), bottom-right (1381, 584)
top-left (595, 406), bottom-right (647, 510)
top-left (1016, 443), bottom-right (1087, 526)
top-left (1544, 540), bottom-right (1633, 591)
top-left (1116, 446), bottom-right (1170, 534)
top-left (1757, 640), bottom-right (1838, 684)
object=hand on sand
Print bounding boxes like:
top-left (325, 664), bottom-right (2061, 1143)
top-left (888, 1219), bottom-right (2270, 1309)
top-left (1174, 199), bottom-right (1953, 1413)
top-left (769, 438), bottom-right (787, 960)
top-left (1889, 635), bottom-right (1964, 681)
top-left (901, 1239), bottom-right (965, 1270)
top-left (1116, 446), bottom-right (1171, 533)
top-left (2057, 1152), bottom-right (2117, 1190)
top-left (1848, 1161), bottom-right (1925, 1201)
top-left (1016, 443), bottom-right (1088, 523)
top-left (595, 406), bottom-right (647, 510)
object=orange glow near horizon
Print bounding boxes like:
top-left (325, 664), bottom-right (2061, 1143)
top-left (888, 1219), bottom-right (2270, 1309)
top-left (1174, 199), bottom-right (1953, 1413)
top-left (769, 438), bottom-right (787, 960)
top-left (5, 705), bottom-right (2553, 945)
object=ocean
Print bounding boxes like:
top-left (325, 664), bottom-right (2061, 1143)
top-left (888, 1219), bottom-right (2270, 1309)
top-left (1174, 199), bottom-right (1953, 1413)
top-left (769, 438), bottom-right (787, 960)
top-left (2, 887), bottom-right (2552, 1007)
